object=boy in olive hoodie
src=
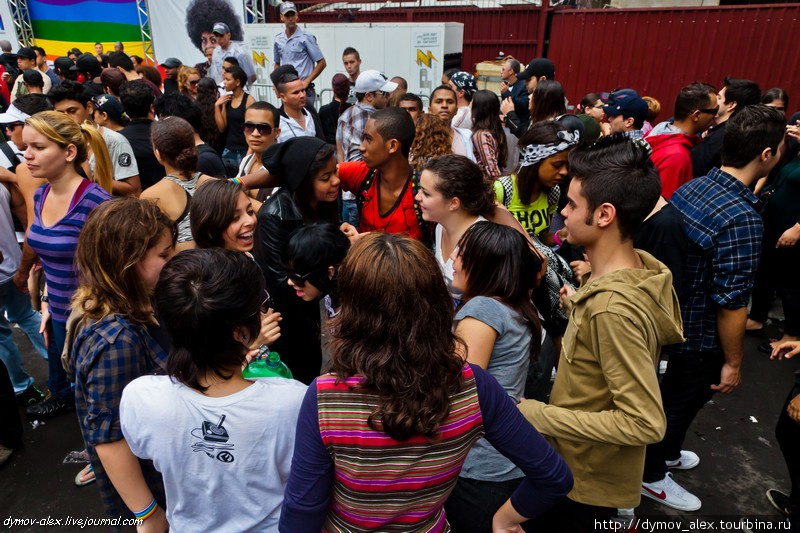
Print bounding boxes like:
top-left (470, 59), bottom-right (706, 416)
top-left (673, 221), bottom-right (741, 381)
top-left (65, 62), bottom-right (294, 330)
top-left (519, 135), bottom-right (684, 531)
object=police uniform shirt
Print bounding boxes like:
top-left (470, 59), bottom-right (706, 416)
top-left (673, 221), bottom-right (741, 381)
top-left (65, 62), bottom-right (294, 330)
top-left (273, 27), bottom-right (324, 81)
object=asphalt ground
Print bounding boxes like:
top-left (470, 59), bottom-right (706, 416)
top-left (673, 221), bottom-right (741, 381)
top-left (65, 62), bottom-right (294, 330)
top-left (0, 315), bottom-right (797, 532)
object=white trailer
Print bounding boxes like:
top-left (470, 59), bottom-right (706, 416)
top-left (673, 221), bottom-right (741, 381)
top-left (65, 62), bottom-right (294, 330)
top-left (245, 22), bottom-right (464, 106)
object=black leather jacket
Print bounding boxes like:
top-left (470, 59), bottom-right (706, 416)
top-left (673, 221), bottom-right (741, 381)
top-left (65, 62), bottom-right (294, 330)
top-left (254, 188), bottom-right (303, 306)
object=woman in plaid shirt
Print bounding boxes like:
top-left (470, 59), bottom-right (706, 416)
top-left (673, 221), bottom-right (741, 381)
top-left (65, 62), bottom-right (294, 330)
top-left (67, 198), bottom-right (176, 526)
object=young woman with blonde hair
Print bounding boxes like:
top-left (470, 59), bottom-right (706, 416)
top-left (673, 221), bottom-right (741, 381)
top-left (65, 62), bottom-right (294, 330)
top-left (79, 121), bottom-right (114, 194)
top-left (22, 110), bottom-right (111, 419)
top-left (177, 66), bottom-right (201, 99)
top-left (68, 197), bottom-right (175, 526)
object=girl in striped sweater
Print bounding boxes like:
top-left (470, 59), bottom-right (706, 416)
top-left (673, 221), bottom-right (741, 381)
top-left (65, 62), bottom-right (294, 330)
top-left (280, 232), bottom-right (573, 532)
top-left (23, 111), bottom-right (111, 419)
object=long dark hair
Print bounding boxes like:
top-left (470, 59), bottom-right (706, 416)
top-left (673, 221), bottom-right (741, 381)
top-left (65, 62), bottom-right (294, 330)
top-left (517, 120), bottom-right (567, 204)
top-left (190, 179), bottom-right (248, 249)
top-left (578, 92), bottom-right (601, 113)
top-left (157, 249), bottom-right (263, 392)
top-left (293, 144), bottom-right (339, 223)
top-left (456, 222), bottom-right (543, 361)
top-left (471, 89), bottom-right (507, 170)
top-left (530, 80), bottom-right (566, 124)
top-left (762, 87), bottom-right (790, 114)
top-left (329, 232), bottom-right (465, 441)
top-left (196, 77), bottom-right (222, 149)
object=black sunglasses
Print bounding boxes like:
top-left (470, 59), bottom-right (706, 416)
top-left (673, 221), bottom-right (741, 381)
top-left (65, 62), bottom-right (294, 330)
top-left (188, 80), bottom-right (199, 86)
top-left (241, 122), bottom-right (273, 135)
top-left (287, 267), bottom-right (324, 287)
top-left (4, 122), bottom-right (23, 131)
top-left (252, 290), bottom-right (273, 316)
top-left (698, 105), bottom-right (719, 115)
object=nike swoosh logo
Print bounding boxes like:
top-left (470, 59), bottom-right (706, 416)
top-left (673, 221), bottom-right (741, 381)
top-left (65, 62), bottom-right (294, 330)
top-left (643, 486), bottom-right (667, 499)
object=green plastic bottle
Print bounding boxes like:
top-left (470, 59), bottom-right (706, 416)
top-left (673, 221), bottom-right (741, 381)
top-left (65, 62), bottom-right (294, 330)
top-left (242, 349), bottom-right (293, 379)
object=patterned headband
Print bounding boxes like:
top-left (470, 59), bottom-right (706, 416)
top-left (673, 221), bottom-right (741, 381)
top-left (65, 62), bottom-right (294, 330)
top-left (520, 130), bottom-right (580, 168)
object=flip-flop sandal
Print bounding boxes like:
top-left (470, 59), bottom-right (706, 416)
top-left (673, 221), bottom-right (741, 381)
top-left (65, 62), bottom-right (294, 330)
top-left (74, 464), bottom-right (95, 486)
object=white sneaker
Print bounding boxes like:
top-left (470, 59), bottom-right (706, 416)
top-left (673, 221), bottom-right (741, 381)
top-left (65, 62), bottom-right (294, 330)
top-left (665, 450), bottom-right (700, 470)
top-left (641, 472), bottom-right (702, 511)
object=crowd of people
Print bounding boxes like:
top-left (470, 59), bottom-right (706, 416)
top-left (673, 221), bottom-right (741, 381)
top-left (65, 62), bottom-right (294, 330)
top-left (0, 3), bottom-right (799, 532)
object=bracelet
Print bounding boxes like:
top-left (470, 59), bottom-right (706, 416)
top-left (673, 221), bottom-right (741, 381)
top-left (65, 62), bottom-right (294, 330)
top-left (553, 232), bottom-right (563, 246)
top-left (230, 177), bottom-right (243, 186)
top-left (133, 499), bottom-right (158, 521)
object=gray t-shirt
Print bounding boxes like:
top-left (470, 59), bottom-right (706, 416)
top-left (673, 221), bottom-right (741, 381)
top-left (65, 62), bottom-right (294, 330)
top-left (0, 184), bottom-right (21, 283)
top-left (456, 296), bottom-right (532, 481)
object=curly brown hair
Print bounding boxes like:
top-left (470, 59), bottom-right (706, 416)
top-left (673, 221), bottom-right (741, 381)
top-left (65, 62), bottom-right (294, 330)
top-left (329, 232), bottom-right (465, 442)
top-left (73, 198), bottom-right (177, 325)
top-left (409, 114), bottom-right (453, 172)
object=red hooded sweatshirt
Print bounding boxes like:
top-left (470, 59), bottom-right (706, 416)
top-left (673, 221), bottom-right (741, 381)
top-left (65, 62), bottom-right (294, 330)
top-left (646, 123), bottom-right (699, 199)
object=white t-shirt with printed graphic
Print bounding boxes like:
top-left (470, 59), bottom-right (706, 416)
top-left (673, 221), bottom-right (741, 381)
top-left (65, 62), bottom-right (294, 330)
top-left (120, 375), bottom-right (306, 532)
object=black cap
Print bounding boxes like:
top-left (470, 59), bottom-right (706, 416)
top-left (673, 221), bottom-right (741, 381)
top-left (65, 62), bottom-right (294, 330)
top-left (212, 22), bottom-right (230, 35)
top-left (518, 58), bottom-right (555, 81)
top-left (91, 94), bottom-right (126, 123)
top-left (263, 137), bottom-right (328, 191)
top-left (16, 47), bottom-right (36, 60)
top-left (71, 54), bottom-right (102, 77)
top-left (22, 69), bottom-right (43, 86)
top-left (160, 57), bottom-right (183, 69)
top-left (53, 57), bottom-right (74, 74)
top-left (270, 64), bottom-right (299, 86)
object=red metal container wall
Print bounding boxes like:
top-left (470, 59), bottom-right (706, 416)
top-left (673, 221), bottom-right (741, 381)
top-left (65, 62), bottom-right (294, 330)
top-left (295, 6), bottom-right (541, 71)
top-left (548, 4), bottom-right (800, 117)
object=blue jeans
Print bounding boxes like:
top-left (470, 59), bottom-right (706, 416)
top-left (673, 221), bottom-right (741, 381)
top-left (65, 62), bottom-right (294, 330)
top-left (341, 198), bottom-right (359, 228)
top-left (0, 280), bottom-right (47, 393)
top-left (47, 319), bottom-right (71, 400)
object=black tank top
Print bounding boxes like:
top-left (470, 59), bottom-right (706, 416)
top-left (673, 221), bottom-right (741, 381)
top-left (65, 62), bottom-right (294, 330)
top-left (225, 93), bottom-right (248, 151)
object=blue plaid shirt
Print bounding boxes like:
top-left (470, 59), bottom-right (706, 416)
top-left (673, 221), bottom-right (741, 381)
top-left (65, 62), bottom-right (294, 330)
top-left (69, 314), bottom-right (168, 518)
top-left (669, 167), bottom-right (763, 354)
top-left (336, 102), bottom-right (375, 162)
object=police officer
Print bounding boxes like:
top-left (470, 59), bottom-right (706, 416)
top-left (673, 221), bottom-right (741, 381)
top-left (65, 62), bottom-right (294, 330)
top-left (273, 2), bottom-right (327, 107)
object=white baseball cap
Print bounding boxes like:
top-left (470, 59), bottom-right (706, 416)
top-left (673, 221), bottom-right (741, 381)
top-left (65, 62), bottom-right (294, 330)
top-left (279, 2), bottom-right (298, 15)
top-left (354, 70), bottom-right (398, 94)
top-left (0, 104), bottom-right (30, 124)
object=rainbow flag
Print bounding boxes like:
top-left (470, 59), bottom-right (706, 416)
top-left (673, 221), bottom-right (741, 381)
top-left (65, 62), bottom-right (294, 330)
top-left (29, 0), bottom-right (148, 59)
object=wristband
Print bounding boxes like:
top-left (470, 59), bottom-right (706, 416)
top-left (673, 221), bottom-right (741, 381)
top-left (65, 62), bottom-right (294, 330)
top-left (231, 177), bottom-right (243, 186)
top-left (553, 232), bottom-right (563, 246)
top-left (133, 499), bottom-right (158, 521)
